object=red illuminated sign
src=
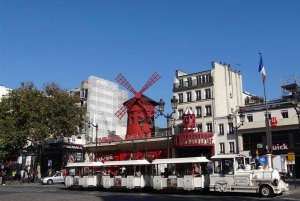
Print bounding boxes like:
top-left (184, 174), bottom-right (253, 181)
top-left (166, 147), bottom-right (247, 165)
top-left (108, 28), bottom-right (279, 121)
top-left (270, 117), bottom-right (278, 127)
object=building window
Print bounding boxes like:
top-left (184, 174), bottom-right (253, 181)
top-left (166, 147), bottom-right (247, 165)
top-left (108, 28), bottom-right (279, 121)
top-left (229, 142), bottom-right (235, 153)
top-left (197, 124), bottom-right (202, 132)
top-left (204, 75), bottom-right (207, 83)
top-left (178, 125), bottom-right (183, 133)
top-left (187, 77), bottom-right (192, 86)
top-left (206, 123), bottom-right (212, 132)
top-left (195, 90), bottom-right (201, 100)
top-left (218, 124), bottom-right (224, 135)
top-left (196, 107), bottom-right (202, 117)
top-left (219, 143), bottom-right (225, 154)
top-left (228, 123), bottom-right (234, 134)
top-left (179, 79), bottom-right (184, 88)
top-left (196, 76), bottom-right (201, 85)
top-left (178, 110), bottom-right (183, 119)
top-left (178, 93), bottom-right (183, 103)
top-left (247, 114), bottom-right (253, 122)
top-left (205, 105), bottom-right (212, 116)
top-left (130, 117), bottom-right (134, 124)
top-left (205, 88), bottom-right (211, 99)
top-left (186, 92), bottom-right (192, 102)
top-left (281, 110), bottom-right (288, 118)
top-left (264, 111), bottom-right (271, 119)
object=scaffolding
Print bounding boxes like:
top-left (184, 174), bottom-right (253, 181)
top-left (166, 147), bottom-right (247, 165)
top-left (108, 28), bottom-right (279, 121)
top-left (86, 76), bottom-right (128, 143)
top-left (280, 73), bottom-right (300, 97)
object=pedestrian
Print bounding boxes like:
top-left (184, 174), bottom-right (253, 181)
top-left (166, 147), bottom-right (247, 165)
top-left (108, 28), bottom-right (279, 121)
top-left (34, 170), bottom-right (38, 183)
top-left (20, 169), bottom-right (25, 183)
top-left (27, 171), bottom-right (31, 183)
top-left (11, 170), bottom-right (16, 182)
top-left (24, 170), bottom-right (28, 183)
top-left (1, 170), bottom-right (6, 185)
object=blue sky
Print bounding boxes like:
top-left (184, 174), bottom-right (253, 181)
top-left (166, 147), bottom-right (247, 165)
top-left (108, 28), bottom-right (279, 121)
top-left (1, 0), bottom-right (299, 127)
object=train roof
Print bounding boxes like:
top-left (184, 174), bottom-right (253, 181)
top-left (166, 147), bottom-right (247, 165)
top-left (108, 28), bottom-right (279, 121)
top-left (102, 159), bottom-right (150, 166)
top-left (66, 162), bottom-right (104, 167)
top-left (210, 154), bottom-right (247, 159)
top-left (151, 157), bottom-right (210, 164)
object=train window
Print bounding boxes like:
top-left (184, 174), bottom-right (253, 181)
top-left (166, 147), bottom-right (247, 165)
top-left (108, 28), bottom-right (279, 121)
top-left (223, 159), bottom-right (234, 174)
top-left (214, 160), bottom-right (221, 173)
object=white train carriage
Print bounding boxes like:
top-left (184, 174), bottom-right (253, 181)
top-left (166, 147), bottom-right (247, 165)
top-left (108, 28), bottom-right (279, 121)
top-left (151, 157), bottom-right (211, 192)
top-left (209, 154), bottom-right (289, 197)
top-left (65, 162), bottom-right (104, 189)
top-left (101, 159), bottom-right (150, 190)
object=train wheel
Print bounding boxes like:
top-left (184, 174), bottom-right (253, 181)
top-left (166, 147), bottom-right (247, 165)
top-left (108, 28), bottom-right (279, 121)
top-left (259, 185), bottom-right (273, 197)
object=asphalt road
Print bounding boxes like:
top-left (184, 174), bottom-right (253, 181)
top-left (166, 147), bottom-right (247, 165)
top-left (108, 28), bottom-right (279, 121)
top-left (0, 183), bottom-right (299, 201)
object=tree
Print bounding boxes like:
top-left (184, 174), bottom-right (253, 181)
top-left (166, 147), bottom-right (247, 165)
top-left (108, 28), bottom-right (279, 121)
top-left (0, 82), bottom-right (86, 161)
top-left (0, 100), bottom-right (21, 160)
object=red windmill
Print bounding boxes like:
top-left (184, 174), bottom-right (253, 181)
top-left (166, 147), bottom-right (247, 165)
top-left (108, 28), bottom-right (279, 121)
top-left (115, 72), bottom-right (161, 139)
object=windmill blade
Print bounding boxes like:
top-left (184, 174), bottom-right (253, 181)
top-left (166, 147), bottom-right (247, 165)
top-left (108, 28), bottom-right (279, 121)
top-left (139, 97), bottom-right (155, 117)
top-left (115, 74), bottom-right (137, 95)
top-left (139, 72), bottom-right (161, 94)
top-left (153, 107), bottom-right (160, 118)
top-left (115, 98), bottom-right (136, 119)
top-left (136, 102), bottom-right (154, 120)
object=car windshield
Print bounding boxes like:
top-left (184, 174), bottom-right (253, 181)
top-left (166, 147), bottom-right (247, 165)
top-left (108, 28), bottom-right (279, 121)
top-left (50, 172), bottom-right (58, 177)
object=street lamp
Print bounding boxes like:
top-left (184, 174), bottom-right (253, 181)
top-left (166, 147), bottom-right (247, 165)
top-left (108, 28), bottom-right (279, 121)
top-left (291, 92), bottom-right (300, 138)
top-left (291, 92), bottom-right (299, 189)
top-left (138, 118), bottom-right (154, 160)
top-left (227, 111), bottom-right (245, 154)
top-left (157, 96), bottom-right (178, 158)
top-left (88, 121), bottom-right (98, 162)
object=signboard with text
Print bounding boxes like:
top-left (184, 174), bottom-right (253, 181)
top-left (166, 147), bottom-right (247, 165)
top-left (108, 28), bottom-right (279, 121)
top-left (287, 152), bottom-right (295, 161)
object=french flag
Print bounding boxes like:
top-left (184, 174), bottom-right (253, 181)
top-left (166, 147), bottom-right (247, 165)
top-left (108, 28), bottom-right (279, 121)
top-left (258, 54), bottom-right (266, 82)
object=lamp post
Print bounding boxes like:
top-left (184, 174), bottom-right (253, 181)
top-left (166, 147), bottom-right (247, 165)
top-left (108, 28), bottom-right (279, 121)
top-left (88, 121), bottom-right (98, 162)
top-left (292, 93), bottom-right (300, 123)
top-left (157, 96), bottom-right (178, 158)
top-left (227, 111), bottom-right (245, 154)
top-left (138, 118), bottom-right (154, 160)
top-left (291, 92), bottom-right (299, 189)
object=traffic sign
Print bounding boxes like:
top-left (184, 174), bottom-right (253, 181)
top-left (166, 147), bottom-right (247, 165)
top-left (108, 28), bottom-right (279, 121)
top-left (288, 152), bottom-right (295, 161)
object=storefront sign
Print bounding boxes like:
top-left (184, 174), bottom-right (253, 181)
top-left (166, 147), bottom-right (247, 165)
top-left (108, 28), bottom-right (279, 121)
top-left (287, 152), bottom-right (295, 161)
top-left (99, 136), bottom-right (121, 143)
top-left (63, 145), bottom-right (83, 150)
top-left (125, 133), bottom-right (146, 141)
top-left (270, 117), bottom-right (278, 127)
top-left (97, 134), bottom-right (149, 143)
top-left (272, 143), bottom-right (288, 150)
top-left (75, 152), bottom-right (83, 162)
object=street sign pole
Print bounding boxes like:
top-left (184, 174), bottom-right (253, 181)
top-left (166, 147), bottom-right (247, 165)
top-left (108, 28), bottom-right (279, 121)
top-left (288, 152), bottom-right (296, 189)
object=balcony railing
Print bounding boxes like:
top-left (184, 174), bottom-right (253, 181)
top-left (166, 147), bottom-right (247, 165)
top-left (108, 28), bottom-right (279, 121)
top-left (173, 132), bottom-right (214, 147)
top-left (173, 78), bottom-right (213, 91)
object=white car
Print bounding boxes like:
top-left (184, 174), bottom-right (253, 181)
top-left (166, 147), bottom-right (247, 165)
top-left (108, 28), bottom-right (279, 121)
top-left (41, 171), bottom-right (65, 185)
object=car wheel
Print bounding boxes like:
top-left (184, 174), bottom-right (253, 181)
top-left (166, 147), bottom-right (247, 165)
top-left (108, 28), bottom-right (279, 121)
top-left (260, 185), bottom-right (273, 197)
top-left (47, 179), bottom-right (53, 185)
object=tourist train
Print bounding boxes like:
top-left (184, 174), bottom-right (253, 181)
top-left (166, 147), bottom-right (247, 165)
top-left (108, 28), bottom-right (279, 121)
top-left (65, 153), bottom-right (288, 197)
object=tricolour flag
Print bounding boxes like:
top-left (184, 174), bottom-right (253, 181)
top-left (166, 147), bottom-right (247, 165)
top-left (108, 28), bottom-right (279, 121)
top-left (258, 55), bottom-right (266, 82)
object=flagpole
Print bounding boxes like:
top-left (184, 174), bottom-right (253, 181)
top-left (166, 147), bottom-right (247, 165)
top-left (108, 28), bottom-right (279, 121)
top-left (259, 52), bottom-right (273, 156)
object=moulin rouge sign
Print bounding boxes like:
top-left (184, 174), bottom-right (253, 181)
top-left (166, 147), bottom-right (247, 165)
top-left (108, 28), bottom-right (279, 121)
top-left (98, 133), bottom-right (147, 143)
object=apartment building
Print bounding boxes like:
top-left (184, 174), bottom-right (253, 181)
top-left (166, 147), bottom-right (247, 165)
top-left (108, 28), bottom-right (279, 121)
top-left (172, 61), bottom-right (244, 156)
top-left (0, 85), bottom-right (12, 102)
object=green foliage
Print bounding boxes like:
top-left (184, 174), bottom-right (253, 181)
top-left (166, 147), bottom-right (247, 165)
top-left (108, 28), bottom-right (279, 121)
top-left (0, 82), bottom-right (86, 159)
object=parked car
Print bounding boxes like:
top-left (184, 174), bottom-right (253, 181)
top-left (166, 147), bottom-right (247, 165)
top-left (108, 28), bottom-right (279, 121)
top-left (40, 171), bottom-right (64, 185)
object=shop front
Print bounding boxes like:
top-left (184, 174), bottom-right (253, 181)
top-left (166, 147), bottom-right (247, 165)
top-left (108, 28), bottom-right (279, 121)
top-left (243, 129), bottom-right (299, 177)
top-left (41, 143), bottom-right (83, 176)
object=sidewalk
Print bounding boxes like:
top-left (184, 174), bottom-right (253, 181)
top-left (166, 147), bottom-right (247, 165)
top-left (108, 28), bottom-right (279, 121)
top-left (1, 179), bottom-right (41, 186)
